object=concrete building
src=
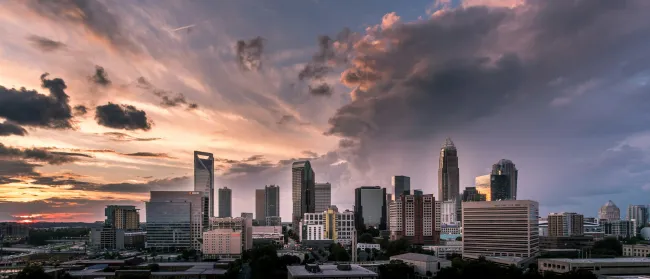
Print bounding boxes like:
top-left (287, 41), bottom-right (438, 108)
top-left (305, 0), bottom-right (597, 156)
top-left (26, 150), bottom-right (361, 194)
top-left (548, 212), bottom-right (584, 237)
top-left (255, 189), bottom-right (265, 225)
top-left (354, 186), bottom-right (387, 230)
top-left (287, 264), bottom-right (378, 279)
top-left (301, 206), bottom-right (356, 245)
top-left (602, 220), bottom-right (635, 238)
top-left (440, 223), bottom-right (461, 235)
top-left (124, 231), bottom-right (146, 249)
top-left (292, 161), bottom-right (316, 230)
top-left (389, 253), bottom-right (452, 277)
top-left (315, 182), bottom-right (332, 213)
top-left (389, 194), bottom-right (440, 245)
top-left (474, 175), bottom-right (491, 201)
top-left (90, 226), bottom-right (125, 250)
top-left (202, 229), bottom-right (242, 259)
top-left (356, 243), bottom-right (380, 251)
top-left (423, 244), bottom-right (463, 259)
top-left (538, 258), bottom-right (650, 276)
top-left (265, 216), bottom-right (282, 226)
top-left (252, 226), bottom-right (284, 243)
top-left (209, 217), bottom-right (253, 251)
top-left (194, 151), bottom-right (214, 217)
top-left (392, 175), bottom-right (411, 198)
top-left (146, 191), bottom-right (207, 251)
top-left (600, 200), bottom-right (621, 221)
top-left (539, 236), bottom-right (594, 250)
top-left (462, 200), bottom-right (539, 258)
top-left (218, 187), bottom-right (232, 218)
top-left (462, 187), bottom-right (486, 202)
top-left (67, 262), bottom-right (226, 278)
top-left (438, 138), bottom-right (460, 202)
top-left (437, 200), bottom-right (459, 225)
top-left (492, 159), bottom-right (518, 200)
top-left (623, 244), bottom-right (650, 257)
top-left (627, 205), bottom-right (649, 228)
top-left (104, 205), bottom-right (140, 231)
top-left (0, 222), bottom-right (28, 240)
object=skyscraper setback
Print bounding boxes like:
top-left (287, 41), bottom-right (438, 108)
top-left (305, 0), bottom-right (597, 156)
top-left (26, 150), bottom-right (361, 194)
top-left (292, 161), bottom-right (315, 229)
top-left (194, 151), bottom-right (214, 217)
top-left (438, 138), bottom-right (460, 202)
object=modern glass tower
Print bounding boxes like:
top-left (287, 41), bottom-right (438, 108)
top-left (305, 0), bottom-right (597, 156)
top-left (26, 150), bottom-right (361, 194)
top-left (354, 186), bottom-right (387, 230)
top-left (218, 187), bottom-right (232, 218)
top-left (255, 189), bottom-right (266, 224)
top-left (492, 159), bottom-right (518, 200)
top-left (314, 182), bottom-right (332, 213)
top-left (265, 185), bottom-right (280, 218)
top-left (292, 161), bottom-right (315, 229)
top-left (194, 151), bottom-right (214, 217)
top-left (391, 175), bottom-right (411, 198)
top-left (438, 138), bottom-right (460, 202)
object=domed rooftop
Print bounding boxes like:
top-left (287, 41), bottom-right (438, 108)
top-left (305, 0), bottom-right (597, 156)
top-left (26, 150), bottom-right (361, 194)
top-left (442, 137), bottom-right (456, 150)
top-left (603, 200), bottom-right (618, 208)
top-left (496, 159), bottom-right (513, 165)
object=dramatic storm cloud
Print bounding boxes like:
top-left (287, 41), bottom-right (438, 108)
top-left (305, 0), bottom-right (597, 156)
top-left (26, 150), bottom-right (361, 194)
top-left (0, 122), bottom-right (27, 136)
top-left (0, 143), bottom-right (91, 165)
top-left (95, 103), bottom-right (153, 131)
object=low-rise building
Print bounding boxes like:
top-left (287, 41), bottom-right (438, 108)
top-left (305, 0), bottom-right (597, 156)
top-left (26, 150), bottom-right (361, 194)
top-left (440, 223), bottom-right (461, 235)
top-left (0, 222), bottom-right (29, 241)
top-left (389, 253), bottom-right (452, 277)
top-left (539, 236), bottom-right (594, 250)
top-left (90, 226), bottom-right (125, 250)
top-left (601, 220), bottom-right (635, 238)
top-left (623, 244), bottom-right (650, 257)
top-left (266, 216), bottom-right (282, 226)
top-left (124, 231), bottom-right (146, 249)
top-left (423, 244), bottom-right (463, 259)
top-left (287, 264), bottom-right (378, 279)
top-left (539, 258), bottom-right (650, 275)
top-left (356, 243), bottom-right (380, 251)
top-left (209, 216), bottom-right (253, 251)
top-left (202, 229), bottom-right (242, 259)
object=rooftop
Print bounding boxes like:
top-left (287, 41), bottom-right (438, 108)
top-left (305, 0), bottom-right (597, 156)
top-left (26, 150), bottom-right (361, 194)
top-left (287, 264), bottom-right (377, 278)
top-left (541, 258), bottom-right (650, 264)
top-left (390, 253), bottom-right (450, 263)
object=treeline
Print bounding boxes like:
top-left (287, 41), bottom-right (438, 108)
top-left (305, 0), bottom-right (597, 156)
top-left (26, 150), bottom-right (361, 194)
top-left (27, 228), bottom-right (89, 246)
top-left (434, 257), bottom-right (597, 279)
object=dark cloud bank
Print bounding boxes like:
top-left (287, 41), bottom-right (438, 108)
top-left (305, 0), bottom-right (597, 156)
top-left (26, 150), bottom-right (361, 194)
top-left (95, 103), bottom-right (153, 131)
top-left (27, 35), bottom-right (66, 52)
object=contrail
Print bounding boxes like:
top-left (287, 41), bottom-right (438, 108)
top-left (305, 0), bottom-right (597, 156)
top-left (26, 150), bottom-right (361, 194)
top-left (171, 24), bottom-right (195, 32)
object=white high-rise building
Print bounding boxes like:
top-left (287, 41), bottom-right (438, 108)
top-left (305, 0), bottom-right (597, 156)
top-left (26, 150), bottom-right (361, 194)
top-left (300, 206), bottom-right (355, 245)
top-left (627, 205), bottom-right (649, 228)
top-left (462, 200), bottom-right (539, 259)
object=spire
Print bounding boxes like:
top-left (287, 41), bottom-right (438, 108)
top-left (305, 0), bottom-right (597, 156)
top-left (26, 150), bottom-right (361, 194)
top-left (443, 137), bottom-right (456, 150)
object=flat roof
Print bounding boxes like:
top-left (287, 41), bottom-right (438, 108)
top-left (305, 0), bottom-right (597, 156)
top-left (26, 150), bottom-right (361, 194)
top-left (541, 258), bottom-right (650, 264)
top-left (287, 264), bottom-right (377, 278)
top-left (391, 253), bottom-right (450, 263)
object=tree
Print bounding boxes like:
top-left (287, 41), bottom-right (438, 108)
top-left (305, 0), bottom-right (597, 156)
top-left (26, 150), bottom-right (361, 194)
top-left (16, 265), bottom-right (51, 279)
top-left (426, 270), bottom-right (433, 277)
top-left (148, 263), bottom-right (160, 272)
top-left (592, 237), bottom-right (623, 256)
top-left (359, 233), bottom-right (375, 244)
top-left (385, 238), bottom-right (410, 257)
top-left (378, 260), bottom-right (415, 279)
top-left (456, 236), bottom-right (462, 241)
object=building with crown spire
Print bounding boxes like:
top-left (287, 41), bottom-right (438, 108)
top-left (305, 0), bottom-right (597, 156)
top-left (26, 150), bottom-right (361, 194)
top-left (599, 200), bottom-right (621, 222)
top-left (438, 138), bottom-right (460, 202)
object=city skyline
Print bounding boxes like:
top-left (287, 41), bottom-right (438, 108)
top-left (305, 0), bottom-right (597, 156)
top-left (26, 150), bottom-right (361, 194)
top-left (2, 0), bottom-right (650, 222)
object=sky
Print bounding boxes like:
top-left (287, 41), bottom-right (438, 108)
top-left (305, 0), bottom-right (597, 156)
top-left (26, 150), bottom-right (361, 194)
top-left (1, 0), bottom-right (650, 223)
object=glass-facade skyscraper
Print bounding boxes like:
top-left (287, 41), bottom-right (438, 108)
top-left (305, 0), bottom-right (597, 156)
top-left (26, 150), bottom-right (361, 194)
top-left (292, 161), bottom-right (315, 229)
top-left (392, 175), bottom-right (411, 198)
top-left (218, 187), bottom-right (232, 218)
top-left (146, 191), bottom-right (206, 251)
top-left (315, 182), bottom-right (332, 213)
top-left (438, 138), bottom-right (460, 202)
top-left (265, 185), bottom-right (280, 218)
top-left (492, 159), bottom-right (518, 200)
top-left (194, 151), bottom-right (214, 217)
top-left (354, 186), bottom-right (387, 230)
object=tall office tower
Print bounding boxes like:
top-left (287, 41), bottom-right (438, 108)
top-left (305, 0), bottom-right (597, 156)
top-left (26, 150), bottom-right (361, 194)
top-left (218, 187), bottom-right (232, 218)
top-left (255, 189), bottom-right (265, 225)
top-left (599, 200), bottom-right (621, 221)
top-left (194, 151), bottom-right (214, 217)
top-left (389, 194), bottom-right (439, 245)
top-left (463, 200), bottom-right (539, 259)
top-left (146, 191), bottom-right (206, 251)
top-left (105, 205), bottom-right (140, 231)
top-left (265, 185), bottom-right (280, 218)
top-left (392, 175), bottom-right (411, 198)
top-left (292, 161), bottom-right (315, 229)
top-left (462, 187), bottom-right (486, 202)
top-left (354, 186), bottom-right (387, 230)
top-left (548, 212), bottom-right (584, 237)
top-left (314, 182), bottom-right (332, 213)
top-left (438, 138), bottom-right (460, 202)
top-left (489, 174), bottom-right (512, 201)
top-left (492, 159), bottom-right (518, 200)
top-left (627, 205), bottom-right (649, 228)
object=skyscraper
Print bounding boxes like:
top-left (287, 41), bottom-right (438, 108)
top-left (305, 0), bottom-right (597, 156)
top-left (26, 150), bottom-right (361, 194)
top-left (255, 189), bottom-right (265, 224)
top-left (462, 187), bottom-right (486, 202)
top-left (292, 161), bottom-right (315, 229)
top-left (314, 182), bottom-right (332, 213)
top-left (354, 186), bottom-right (387, 230)
top-left (392, 175), bottom-right (411, 198)
top-left (389, 194), bottom-right (439, 245)
top-left (492, 159), bottom-right (518, 200)
top-left (105, 205), bottom-right (139, 231)
top-left (599, 200), bottom-right (621, 221)
top-left (147, 191), bottom-right (206, 251)
top-left (265, 185), bottom-right (280, 218)
top-left (218, 187), bottom-right (232, 218)
top-left (194, 151), bottom-right (214, 217)
top-left (627, 205), bottom-right (649, 228)
top-left (548, 212), bottom-right (584, 237)
top-left (475, 175), bottom-right (492, 201)
top-left (438, 138), bottom-right (459, 202)
top-left (489, 174), bottom-right (511, 201)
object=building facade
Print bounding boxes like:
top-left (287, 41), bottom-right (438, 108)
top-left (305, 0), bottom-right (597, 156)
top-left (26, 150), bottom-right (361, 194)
top-left (462, 187), bottom-right (486, 202)
top-left (627, 205), bottom-right (649, 228)
top-left (475, 174), bottom-right (491, 201)
top-left (392, 175), bottom-right (411, 198)
top-left (202, 229), bottom-right (242, 259)
top-left (489, 174), bottom-right (511, 201)
top-left (314, 182), bottom-right (332, 213)
top-left (209, 216), bottom-right (253, 251)
top-left (301, 207), bottom-right (356, 245)
top-left (601, 220), bottom-right (635, 238)
top-left (194, 151), bottom-right (214, 217)
top-left (218, 187), bottom-right (232, 218)
top-left (389, 194), bottom-right (440, 245)
top-left (548, 212), bottom-right (584, 237)
top-left (437, 200), bottom-right (459, 225)
top-left (623, 244), bottom-right (650, 257)
top-left (0, 223), bottom-right (29, 240)
top-left (255, 189), bottom-right (266, 225)
top-left (146, 191), bottom-right (207, 251)
top-left (265, 185), bottom-right (280, 218)
top-left (265, 216), bottom-right (282, 226)
top-left (105, 205), bottom-right (140, 231)
top-left (599, 200), bottom-right (621, 221)
top-left (492, 159), bottom-right (518, 200)
top-left (462, 200), bottom-right (539, 258)
top-left (292, 161), bottom-right (316, 230)
top-left (354, 186), bottom-right (387, 230)
top-left (90, 226), bottom-right (125, 250)
top-left (438, 138), bottom-right (460, 202)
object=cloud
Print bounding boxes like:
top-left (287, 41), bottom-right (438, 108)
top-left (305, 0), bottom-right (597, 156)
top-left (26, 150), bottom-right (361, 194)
top-left (123, 152), bottom-right (175, 159)
top-left (298, 28), bottom-right (355, 96)
top-left (236, 36), bottom-right (264, 71)
top-left (0, 143), bottom-right (91, 165)
top-left (0, 73), bottom-right (74, 129)
top-left (0, 122), bottom-right (27, 136)
top-left (302, 150), bottom-right (319, 157)
top-left (0, 159), bottom-right (40, 177)
top-left (276, 115), bottom-right (310, 126)
top-left (102, 132), bottom-right (161, 142)
top-left (26, 35), bottom-right (66, 52)
top-left (95, 103), bottom-right (153, 131)
top-left (136, 77), bottom-right (198, 109)
top-left (73, 105), bottom-right (88, 116)
top-left (89, 65), bottom-right (112, 87)
top-left (25, 0), bottom-right (141, 55)
top-left (308, 83), bottom-right (333, 96)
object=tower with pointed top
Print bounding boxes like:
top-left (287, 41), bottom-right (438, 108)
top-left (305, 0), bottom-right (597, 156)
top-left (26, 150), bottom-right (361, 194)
top-left (438, 138), bottom-right (460, 202)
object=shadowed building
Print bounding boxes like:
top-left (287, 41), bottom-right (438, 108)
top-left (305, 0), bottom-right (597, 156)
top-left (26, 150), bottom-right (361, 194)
top-left (255, 189), bottom-right (265, 225)
top-left (492, 159), bottom-right (518, 200)
top-left (438, 138), bottom-right (459, 202)
top-left (292, 161), bottom-right (316, 229)
top-left (105, 205), bottom-right (140, 231)
top-left (315, 182), bottom-right (332, 213)
top-left (392, 175), bottom-right (411, 198)
top-left (194, 151), bottom-right (214, 217)
top-left (354, 186), bottom-right (387, 230)
top-left (218, 187), bottom-right (232, 218)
